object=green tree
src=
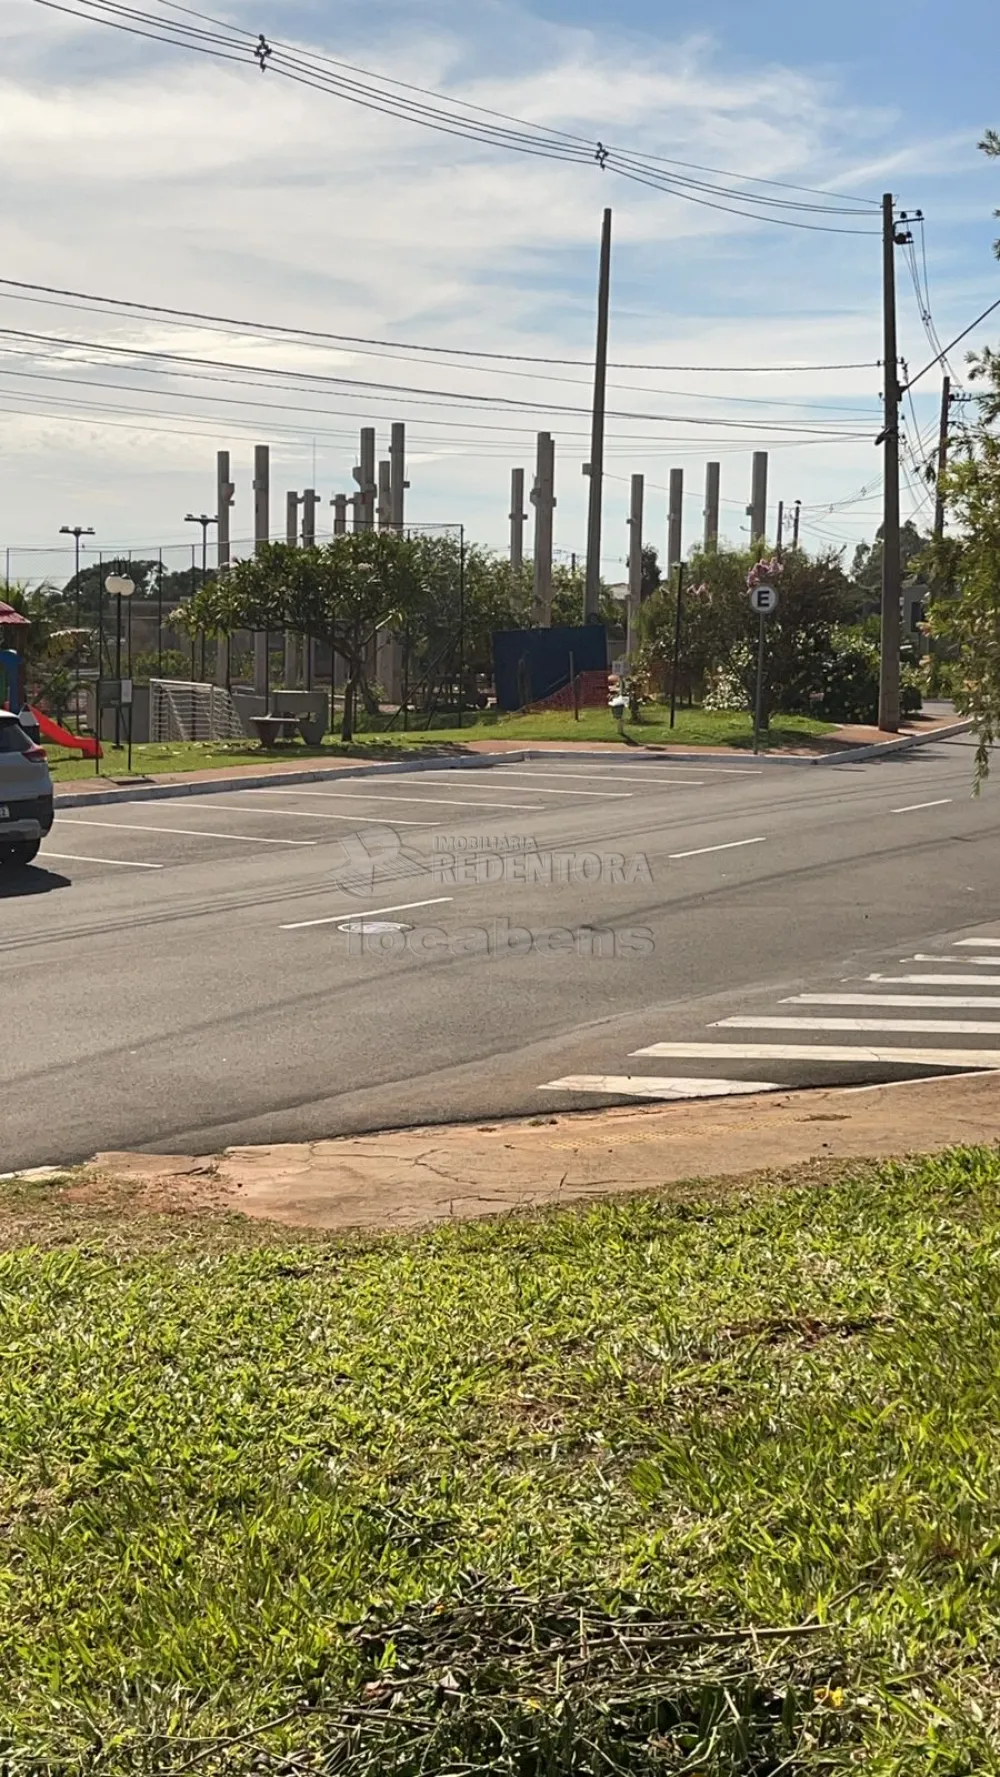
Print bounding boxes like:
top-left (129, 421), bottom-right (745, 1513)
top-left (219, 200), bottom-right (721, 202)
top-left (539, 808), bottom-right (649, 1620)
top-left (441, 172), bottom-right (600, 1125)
top-left (982, 128), bottom-right (1000, 259)
top-left (850, 521), bottom-right (931, 606)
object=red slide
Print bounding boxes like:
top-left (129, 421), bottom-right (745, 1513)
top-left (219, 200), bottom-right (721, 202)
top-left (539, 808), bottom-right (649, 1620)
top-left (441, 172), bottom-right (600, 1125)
top-left (32, 708), bottom-right (103, 759)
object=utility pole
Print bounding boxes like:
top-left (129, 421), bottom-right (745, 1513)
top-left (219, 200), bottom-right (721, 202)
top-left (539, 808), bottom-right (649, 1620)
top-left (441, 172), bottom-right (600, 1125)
top-left (584, 207), bottom-right (612, 621)
top-left (934, 374), bottom-right (952, 541)
top-left (215, 451), bottom-right (234, 688)
top-left (626, 474), bottom-right (644, 659)
top-left (253, 444), bottom-right (270, 695)
top-left (283, 491), bottom-right (302, 689)
top-left (377, 459), bottom-right (392, 529)
top-left (878, 193), bottom-right (905, 733)
top-left (703, 462), bottom-right (720, 552)
top-left (747, 452), bottom-right (768, 546)
top-left (301, 489), bottom-right (318, 690)
top-left (389, 423), bottom-right (408, 530)
top-left (286, 490), bottom-right (300, 547)
top-left (667, 468), bottom-right (683, 576)
top-left (58, 523), bottom-right (95, 733)
top-left (185, 513), bottom-right (218, 683)
top-left (331, 494), bottom-right (348, 536)
top-left (776, 500), bottom-right (784, 554)
top-left (792, 499), bottom-right (801, 547)
top-left (531, 431), bottom-right (556, 626)
top-left (509, 467), bottom-right (526, 572)
top-left (353, 427), bottom-right (376, 530)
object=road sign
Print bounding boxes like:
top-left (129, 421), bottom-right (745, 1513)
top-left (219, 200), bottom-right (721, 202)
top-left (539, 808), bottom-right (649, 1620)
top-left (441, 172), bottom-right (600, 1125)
top-left (750, 584), bottom-right (779, 615)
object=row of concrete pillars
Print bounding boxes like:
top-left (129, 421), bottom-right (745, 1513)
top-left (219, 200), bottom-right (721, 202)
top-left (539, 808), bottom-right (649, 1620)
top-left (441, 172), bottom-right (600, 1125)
top-left (510, 442), bottom-right (778, 634)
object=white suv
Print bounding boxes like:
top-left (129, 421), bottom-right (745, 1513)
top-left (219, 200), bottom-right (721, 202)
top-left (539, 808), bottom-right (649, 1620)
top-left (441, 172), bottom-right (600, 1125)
top-left (0, 712), bottom-right (54, 868)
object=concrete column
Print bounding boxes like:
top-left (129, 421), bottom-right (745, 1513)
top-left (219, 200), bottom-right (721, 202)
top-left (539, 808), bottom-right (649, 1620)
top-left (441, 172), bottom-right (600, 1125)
top-left (667, 468), bottom-right (683, 576)
top-left (703, 462), bottom-right (720, 552)
top-left (353, 428), bottom-right (376, 530)
top-left (389, 423), bottom-right (407, 530)
top-left (252, 444), bottom-right (269, 694)
top-left (332, 494), bottom-right (348, 536)
top-left (301, 489), bottom-right (318, 549)
top-left (215, 449), bottom-right (234, 687)
top-left (748, 451), bottom-right (768, 546)
top-left (509, 468), bottom-right (526, 572)
top-left (377, 459), bottom-right (392, 530)
top-left (627, 473), bottom-right (644, 659)
top-left (530, 432), bottom-right (556, 626)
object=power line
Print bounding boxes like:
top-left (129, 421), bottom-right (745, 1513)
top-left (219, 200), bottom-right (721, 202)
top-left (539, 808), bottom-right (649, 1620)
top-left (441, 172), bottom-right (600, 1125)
top-left (903, 293), bottom-right (1000, 391)
top-left (0, 277), bottom-right (882, 375)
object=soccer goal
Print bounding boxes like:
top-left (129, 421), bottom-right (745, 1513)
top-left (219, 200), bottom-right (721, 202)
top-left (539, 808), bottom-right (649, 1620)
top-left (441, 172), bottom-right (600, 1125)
top-left (149, 680), bottom-right (246, 743)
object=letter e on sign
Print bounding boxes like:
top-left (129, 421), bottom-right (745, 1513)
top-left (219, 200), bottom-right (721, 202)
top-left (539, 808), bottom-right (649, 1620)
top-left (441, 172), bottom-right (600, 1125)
top-left (750, 584), bottom-right (779, 616)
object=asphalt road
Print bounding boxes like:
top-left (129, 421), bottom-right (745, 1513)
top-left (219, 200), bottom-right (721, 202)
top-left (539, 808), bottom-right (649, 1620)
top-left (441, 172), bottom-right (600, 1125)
top-left (3, 734), bottom-right (999, 1171)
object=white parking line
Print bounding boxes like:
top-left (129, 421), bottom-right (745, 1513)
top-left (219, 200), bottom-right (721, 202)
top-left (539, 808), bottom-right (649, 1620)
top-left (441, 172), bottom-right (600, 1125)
top-left (669, 837), bottom-right (767, 860)
top-left (237, 787), bottom-right (543, 811)
top-left (633, 1041), bottom-right (1000, 1067)
top-left (891, 799), bottom-right (953, 814)
top-left (787, 993), bottom-right (1000, 1010)
top-left (57, 818), bottom-right (316, 847)
top-left (183, 799), bottom-right (435, 828)
top-left (395, 779), bottom-right (634, 799)
top-left (281, 895), bottom-right (453, 932)
top-left (484, 768), bottom-right (704, 786)
top-left (957, 938), bottom-right (1000, 948)
top-left (716, 1015), bottom-right (1000, 1036)
top-left (42, 851), bottom-right (163, 869)
top-left (539, 1075), bottom-right (781, 1099)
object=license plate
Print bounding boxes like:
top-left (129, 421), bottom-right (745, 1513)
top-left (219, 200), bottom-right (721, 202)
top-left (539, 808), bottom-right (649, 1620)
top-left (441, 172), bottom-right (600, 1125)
top-left (0, 806), bottom-right (8, 820)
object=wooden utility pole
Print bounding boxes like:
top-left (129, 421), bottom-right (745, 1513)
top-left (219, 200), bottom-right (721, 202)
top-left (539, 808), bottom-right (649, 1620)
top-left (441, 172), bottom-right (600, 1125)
top-left (878, 192), bottom-right (903, 733)
top-left (933, 374), bottom-right (952, 540)
top-left (584, 208), bottom-right (612, 621)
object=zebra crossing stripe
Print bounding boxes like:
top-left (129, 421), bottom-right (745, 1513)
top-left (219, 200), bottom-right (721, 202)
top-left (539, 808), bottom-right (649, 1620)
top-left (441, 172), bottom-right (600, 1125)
top-left (715, 1016), bottom-right (1000, 1036)
top-left (539, 1075), bottom-right (782, 1100)
top-left (632, 1042), bottom-right (1000, 1068)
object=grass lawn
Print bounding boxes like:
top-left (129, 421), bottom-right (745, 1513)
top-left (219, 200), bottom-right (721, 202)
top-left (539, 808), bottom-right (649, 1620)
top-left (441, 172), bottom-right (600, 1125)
top-left (3, 1147), bottom-right (1000, 1770)
top-left (45, 708), bottom-right (834, 782)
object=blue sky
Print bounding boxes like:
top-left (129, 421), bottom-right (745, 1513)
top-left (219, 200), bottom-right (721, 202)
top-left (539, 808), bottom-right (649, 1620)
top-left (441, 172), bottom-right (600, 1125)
top-left (1, 0), bottom-right (997, 584)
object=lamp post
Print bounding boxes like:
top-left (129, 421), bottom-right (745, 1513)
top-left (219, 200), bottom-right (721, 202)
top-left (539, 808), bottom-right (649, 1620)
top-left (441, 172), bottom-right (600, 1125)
top-left (60, 523), bottom-right (95, 732)
top-left (185, 513), bottom-right (218, 681)
top-left (105, 571), bottom-right (135, 764)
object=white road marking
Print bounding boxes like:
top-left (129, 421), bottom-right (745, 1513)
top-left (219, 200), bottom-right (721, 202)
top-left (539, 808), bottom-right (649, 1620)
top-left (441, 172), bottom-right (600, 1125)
top-left (539, 1075), bottom-right (781, 1099)
top-left (633, 1041), bottom-right (1000, 1067)
top-left (484, 768), bottom-right (705, 786)
top-left (41, 851), bottom-right (163, 869)
top-left (237, 787), bottom-right (543, 811)
top-left (868, 974), bottom-right (1000, 987)
top-left (280, 895), bottom-right (453, 932)
top-left (908, 954), bottom-right (1000, 966)
top-left (57, 818), bottom-right (316, 847)
top-left (891, 799), bottom-right (953, 814)
top-left (669, 837), bottom-right (767, 860)
top-left (716, 1015), bottom-right (1000, 1036)
top-left (957, 938), bottom-right (1000, 948)
top-left (787, 993), bottom-right (1000, 1010)
top-left (181, 799), bottom-right (434, 828)
top-left (397, 780), bottom-right (634, 799)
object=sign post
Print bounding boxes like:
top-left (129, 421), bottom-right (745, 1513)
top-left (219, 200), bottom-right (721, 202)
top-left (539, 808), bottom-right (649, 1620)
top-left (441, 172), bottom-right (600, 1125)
top-left (749, 583), bottom-right (779, 755)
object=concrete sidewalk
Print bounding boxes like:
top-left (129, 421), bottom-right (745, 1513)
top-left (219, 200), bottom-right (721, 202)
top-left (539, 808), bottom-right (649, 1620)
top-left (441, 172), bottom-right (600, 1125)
top-left (90, 1070), bottom-right (1000, 1235)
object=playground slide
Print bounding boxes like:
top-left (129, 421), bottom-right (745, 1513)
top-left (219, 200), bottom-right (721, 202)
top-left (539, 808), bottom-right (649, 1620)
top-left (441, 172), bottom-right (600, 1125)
top-left (32, 709), bottom-right (103, 760)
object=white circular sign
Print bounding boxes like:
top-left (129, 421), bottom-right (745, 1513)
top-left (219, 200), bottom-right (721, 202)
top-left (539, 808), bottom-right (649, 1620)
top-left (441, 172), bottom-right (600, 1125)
top-left (749, 584), bottom-right (779, 615)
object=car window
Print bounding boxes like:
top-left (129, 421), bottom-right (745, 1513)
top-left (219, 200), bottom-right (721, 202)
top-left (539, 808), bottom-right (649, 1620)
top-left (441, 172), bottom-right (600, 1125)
top-left (0, 721), bottom-right (32, 755)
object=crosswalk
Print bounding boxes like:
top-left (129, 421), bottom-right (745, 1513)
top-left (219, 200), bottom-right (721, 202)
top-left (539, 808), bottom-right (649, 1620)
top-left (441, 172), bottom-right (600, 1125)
top-left (539, 931), bottom-right (1000, 1103)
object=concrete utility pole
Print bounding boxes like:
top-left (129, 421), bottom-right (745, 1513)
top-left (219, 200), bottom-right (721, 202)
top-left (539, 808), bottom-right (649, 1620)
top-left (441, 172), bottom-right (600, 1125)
top-left (878, 192), bottom-right (904, 733)
top-left (531, 431), bottom-right (556, 626)
top-left (509, 468), bottom-right (526, 572)
top-left (253, 444), bottom-right (270, 694)
top-left (627, 473), bottom-right (644, 659)
top-left (389, 422), bottom-right (408, 530)
top-left (353, 427), bottom-right (376, 530)
top-left (584, 207), bottom-right (612, 621)
top-left (215, 450), bottom-right (235, 687)
top-left (776, 500), bottom-right (785, 554)
top-left (284, 490), bottom-right (302, 689)
top-left (667, 468), bottom-right (684, 575)
top-left (301, 488), bottom-right (318, 548)
top-left (792, 499), bottom-right (801, 547)
top-left (331, 494), bottom-right (348, 536)
top-left (747, 452), bottom-right (768, 546)
top-left (934, 374), bottom-right (952, 541)
top-left (377, 459), bottom-right (392, 530)
top-left (703, 462), bottom-right (720, 552)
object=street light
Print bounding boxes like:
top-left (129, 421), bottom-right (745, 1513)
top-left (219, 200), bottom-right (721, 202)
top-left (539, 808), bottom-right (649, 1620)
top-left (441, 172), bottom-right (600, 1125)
top-left (60, 523), bottom-right (95, 732)
top-left (105, 572), bottom-right (135, 767)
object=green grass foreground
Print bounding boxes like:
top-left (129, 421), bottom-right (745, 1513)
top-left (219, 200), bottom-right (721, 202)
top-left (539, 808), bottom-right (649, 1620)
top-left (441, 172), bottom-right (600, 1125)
top-left (3, 1147), bottom-right (1000, 1771)
top-left (45, 708), bottom-right (834, 781)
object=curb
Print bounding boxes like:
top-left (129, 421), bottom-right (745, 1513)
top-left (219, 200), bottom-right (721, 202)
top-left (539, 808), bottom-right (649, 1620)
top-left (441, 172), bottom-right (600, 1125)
top-left (53, 752), bottom-right (532, 811)
top-left (50, 720), bottom-right (972, 809)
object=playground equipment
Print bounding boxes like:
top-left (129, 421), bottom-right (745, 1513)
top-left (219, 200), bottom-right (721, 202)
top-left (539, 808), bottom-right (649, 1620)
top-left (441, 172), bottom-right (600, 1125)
top-left (0, 642), bottom-right (102, 759)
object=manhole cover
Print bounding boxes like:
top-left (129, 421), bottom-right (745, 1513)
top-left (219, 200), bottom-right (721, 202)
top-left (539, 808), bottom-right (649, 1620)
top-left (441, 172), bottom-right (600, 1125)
top-left (337, 919), bottom-right (412, 935)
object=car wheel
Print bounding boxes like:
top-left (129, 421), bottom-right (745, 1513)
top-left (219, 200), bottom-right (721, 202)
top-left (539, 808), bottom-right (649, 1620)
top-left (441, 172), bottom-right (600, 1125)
top-left (1, 840), bottom-right (41, 867)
